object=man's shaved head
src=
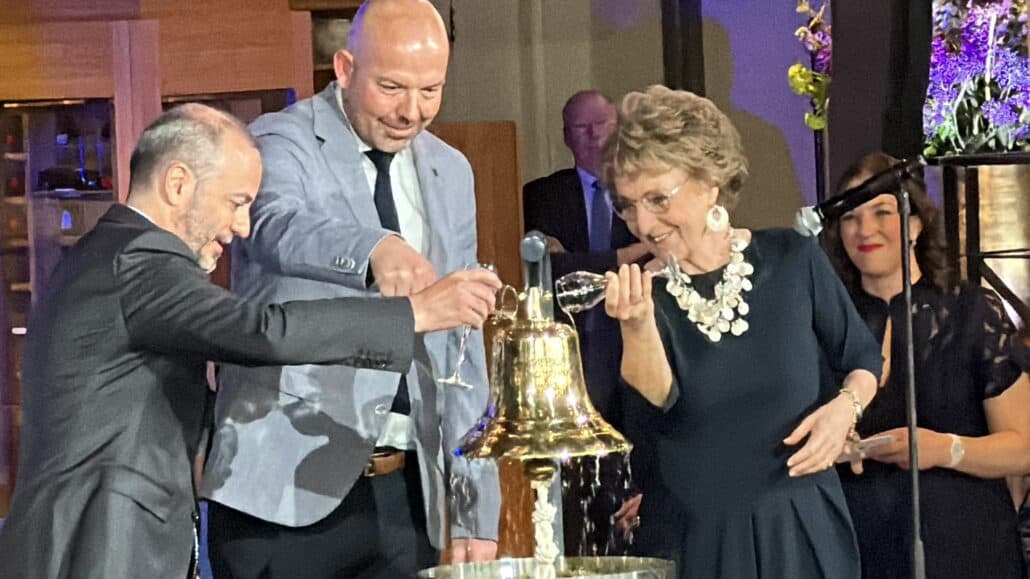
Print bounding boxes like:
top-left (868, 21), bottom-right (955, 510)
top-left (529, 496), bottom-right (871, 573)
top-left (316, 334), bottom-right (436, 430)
top-left (334, 0), bottom-right (450, 152)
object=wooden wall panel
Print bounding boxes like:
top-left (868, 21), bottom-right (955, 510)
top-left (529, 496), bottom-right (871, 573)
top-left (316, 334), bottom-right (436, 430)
top-left (290, 12), bottom-right (316, 101)
top-left (289, 0), bottom-right (362, 12)
top-left (157, 9), bottom-right (313, 97)
top-left (0, 0), bottom-right (289, 23)
top-left (429, 121), bottom-right (524, 288)
top-left (0, 0), bottom-right (140, 23)
top-left (0, 22), bottom-right (116, 100)
top-left (496, 459), bottom-right (535, 557)
top-left (141, 0), bottom-right (289, 15)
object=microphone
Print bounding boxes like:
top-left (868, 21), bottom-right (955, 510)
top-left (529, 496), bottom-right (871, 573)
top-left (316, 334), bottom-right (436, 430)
top-left (794, 156), bottom-right (926, 236)
top-left (818, 156), bottom-right (926, 219)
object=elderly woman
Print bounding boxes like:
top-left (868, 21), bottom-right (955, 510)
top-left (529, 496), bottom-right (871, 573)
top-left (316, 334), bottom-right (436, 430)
top-left (823, 152), bottom-right (1030, 579)
top-left (601, 84), bottom-right (880, 578)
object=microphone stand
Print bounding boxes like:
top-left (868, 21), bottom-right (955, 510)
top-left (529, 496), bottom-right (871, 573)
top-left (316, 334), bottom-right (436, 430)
top-left (792, 160), bottom-right (927, 579)
top-left (896, 182), bottom-right (926, 579)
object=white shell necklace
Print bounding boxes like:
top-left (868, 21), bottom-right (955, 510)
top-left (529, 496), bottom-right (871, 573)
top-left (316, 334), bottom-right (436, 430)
top-left (663, 229), bottom-right (754, 342)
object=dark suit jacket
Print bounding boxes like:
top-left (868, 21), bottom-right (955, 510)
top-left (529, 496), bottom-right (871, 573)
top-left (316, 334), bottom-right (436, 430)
top-left (522, 168), bottom-right (639, 280)
top-left (0, 205), bottom-right (415, 579)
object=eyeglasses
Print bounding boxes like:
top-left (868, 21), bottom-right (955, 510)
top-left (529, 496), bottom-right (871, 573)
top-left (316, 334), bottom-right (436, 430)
top-left (566, 120), bottom-right (615, 135)
top-left (611, 182), bottom-right (684, 220)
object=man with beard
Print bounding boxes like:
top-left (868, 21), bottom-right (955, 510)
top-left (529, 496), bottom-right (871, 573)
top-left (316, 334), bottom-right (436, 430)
top-left (0, 103), bottom-right (498, 578)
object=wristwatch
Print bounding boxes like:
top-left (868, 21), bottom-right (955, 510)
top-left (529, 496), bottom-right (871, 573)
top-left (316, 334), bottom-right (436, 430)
top-left (947, 433), bottom-right (966, 468)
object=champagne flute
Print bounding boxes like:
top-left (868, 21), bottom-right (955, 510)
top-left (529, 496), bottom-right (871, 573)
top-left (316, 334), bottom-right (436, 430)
top-left (437, 262), bottom-right (496, 390)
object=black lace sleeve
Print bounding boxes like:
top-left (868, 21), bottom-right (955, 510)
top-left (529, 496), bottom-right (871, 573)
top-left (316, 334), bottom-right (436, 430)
top-left (968, 285), bottom-right (1025, 399)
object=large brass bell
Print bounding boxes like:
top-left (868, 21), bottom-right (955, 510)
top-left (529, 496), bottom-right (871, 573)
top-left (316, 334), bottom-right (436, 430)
top-left (457, 231), bottom-right (631, 481)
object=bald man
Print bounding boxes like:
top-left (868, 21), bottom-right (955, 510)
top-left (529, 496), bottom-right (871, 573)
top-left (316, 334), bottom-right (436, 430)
top-left (200, 1), bottom-right (499, 577)
top-left (0, 104), bottom-right (498, 579)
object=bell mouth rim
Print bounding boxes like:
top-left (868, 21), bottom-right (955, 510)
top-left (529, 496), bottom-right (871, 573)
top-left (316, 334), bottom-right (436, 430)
top-left (416, 555), bottom-right (676, 578)
top-left (455, 420), bottom-right (633, 463)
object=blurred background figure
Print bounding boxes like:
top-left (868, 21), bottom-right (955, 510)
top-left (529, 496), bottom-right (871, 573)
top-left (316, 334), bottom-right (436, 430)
top-left (523, 89), bottom-right (649, 426)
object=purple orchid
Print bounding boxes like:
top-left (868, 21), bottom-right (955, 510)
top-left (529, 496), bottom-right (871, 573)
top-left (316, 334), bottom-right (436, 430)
top-left (923, 0), bottom-right (1030, 156)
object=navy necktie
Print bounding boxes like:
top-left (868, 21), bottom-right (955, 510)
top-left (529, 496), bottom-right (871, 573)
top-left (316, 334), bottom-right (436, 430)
top-left (364, 149), bottom-right (409, 415)
top-left (589, 179), bottom-right (611, 251)
top-left (584, 180), bottom-right (612, 333)
top-left (365, 149), bottom-right (401, 233)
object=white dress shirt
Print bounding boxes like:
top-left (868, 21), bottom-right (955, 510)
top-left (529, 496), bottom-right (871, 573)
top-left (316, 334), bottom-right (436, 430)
top-left (338, 89), bottom-right (430, 255)
top-left (337, 89), bottom-right (423, 450)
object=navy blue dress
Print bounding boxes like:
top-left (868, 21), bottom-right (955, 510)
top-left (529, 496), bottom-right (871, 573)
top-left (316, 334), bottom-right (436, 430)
top-left (838, 279), bottom-right (1027, 579)
top-left (626, 229), bottom-right (882, 579)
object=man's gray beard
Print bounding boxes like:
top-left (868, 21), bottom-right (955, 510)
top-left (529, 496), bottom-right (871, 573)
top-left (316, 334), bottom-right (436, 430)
top-left (181, 203), bottom-right (216, 274)
top-left (195, 248), bottom-right (217, 274)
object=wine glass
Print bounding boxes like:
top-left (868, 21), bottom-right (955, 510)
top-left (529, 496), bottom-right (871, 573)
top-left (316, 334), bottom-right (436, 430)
top-left (554, 255), bottom-right (678, 319)
top-left (437, 262), bottom-right (497, 390)
top-left (554, 271), bottom-right (608, 315)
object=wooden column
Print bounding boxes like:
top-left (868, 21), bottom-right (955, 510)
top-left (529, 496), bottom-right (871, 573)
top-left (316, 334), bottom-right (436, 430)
top-left (112, 20), bottom-right (162, 203)
top-left (828, 0), bottom-right (932, 187)
top-left (660, 0), bottom-right (705, 94)
top-left (291, 11), bottom-right (315, 101)
top-left (429, 121), bottom-right (524, 289)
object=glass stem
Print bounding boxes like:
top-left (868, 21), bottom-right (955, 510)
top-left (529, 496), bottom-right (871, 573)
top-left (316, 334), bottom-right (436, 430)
top-left (453, 325), bottom-right (472, 376)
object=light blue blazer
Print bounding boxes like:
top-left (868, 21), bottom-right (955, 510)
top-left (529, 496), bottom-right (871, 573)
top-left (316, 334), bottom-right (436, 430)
top-left (200, 83), bottom-right (499, 546)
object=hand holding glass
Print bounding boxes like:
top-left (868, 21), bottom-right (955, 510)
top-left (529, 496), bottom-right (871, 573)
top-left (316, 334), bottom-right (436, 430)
top-left (554, 256), bottom-right (677, 317)
top-left (554, 271), bottom-right (609, 314)
top-left (437, 263), bottom-right (497, 390)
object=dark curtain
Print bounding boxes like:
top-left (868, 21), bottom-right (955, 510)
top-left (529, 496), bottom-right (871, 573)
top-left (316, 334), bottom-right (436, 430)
top-left (660, 0), bottom-right (705, 95)
top-left (828, 0), bottom-right (932, 189)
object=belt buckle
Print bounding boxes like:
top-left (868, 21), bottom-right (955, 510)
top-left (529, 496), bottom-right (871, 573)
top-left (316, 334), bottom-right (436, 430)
top-left (364, 450), bottom-right (395, 477)
top-left (363, 460), bottom-right (377, 477)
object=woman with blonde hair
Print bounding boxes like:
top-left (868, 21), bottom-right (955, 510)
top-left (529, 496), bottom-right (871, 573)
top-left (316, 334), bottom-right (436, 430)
top-left (603, 85), bottom-right (881, 578)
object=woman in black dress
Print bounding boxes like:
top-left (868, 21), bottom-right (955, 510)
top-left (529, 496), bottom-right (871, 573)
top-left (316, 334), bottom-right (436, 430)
top-left (823, 152), bottom-right (1030, 579)
top-left (600, 85), bottom-right (881, 579)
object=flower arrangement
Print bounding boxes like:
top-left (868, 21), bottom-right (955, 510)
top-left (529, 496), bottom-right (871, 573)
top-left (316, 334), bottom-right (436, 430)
top-left (923, 0), bottom-right (1030, 156)
top-left (788, 0), bottom-right (832, 130)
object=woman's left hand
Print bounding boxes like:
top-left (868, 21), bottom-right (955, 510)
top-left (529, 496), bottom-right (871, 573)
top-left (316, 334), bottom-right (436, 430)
top-left (784, 395), bottom-right (856, 477)
top-left (861, 427), bottom-right (950, 470)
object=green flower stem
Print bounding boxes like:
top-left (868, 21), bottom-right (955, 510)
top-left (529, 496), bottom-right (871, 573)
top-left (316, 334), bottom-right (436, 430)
top-left (951, 83), bottom-right (968, 150)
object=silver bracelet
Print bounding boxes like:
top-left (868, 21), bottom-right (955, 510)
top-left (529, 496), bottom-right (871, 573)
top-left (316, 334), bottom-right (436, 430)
top-left (947, 433), bottom-right (966, 468)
